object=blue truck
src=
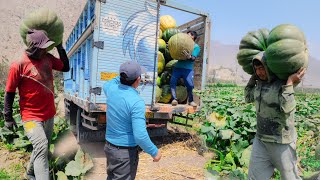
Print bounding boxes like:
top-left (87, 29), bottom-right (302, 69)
top-left (63, 0), bottom-right (211, 142)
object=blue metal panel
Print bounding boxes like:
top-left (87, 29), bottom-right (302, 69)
top-left (83, 5), bottom-right (88, 29)
top-left (75, 25), bottom-right (78, 41)
top-left (85, 37), bottom-right (92, 80)
top-left (94, 0), bottom-right (158, 105)
top-left (84, 36), bottom-right (93, 100)
top-left (76, 49), bottom-right (81, 92)
top-left (79, 17), bottom-right (83, 36)
top-left (72, 55), bottom-right (77, 93)
top-left (64, 79), bottom-right (73, 94)
top-left (89, 1), bottom-right (100, 103)
top-left (72, 31), bottom-right (76, 46)
top-left (89, 0), bottom-right (95, 20)
top-left (81, 44), bottom-right (86, 69)
top-left (63, 60), bottom-right (72, 80)
top-left (79, 44), bottom-right (86, 98)
top-left (72, 55), bottom-right (76, 81)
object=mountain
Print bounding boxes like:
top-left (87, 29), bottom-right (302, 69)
top-left (0, 0), bottom-right (86, 62)
top-left (208, 41), bottom-right (320, 88)
top-left (0, 1), bottom-right (318, 88)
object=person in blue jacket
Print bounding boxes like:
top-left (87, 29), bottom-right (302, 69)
top-left (170, 31), bottom-right (201, 107)
top-left (103, 61), bottom-right (161, 180)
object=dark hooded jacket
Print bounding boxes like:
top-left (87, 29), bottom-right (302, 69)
top-left (244, 54), bottom-right (297, 144)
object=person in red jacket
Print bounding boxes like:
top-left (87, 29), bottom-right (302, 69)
top-left (4, 29), bottom-right (69, 180)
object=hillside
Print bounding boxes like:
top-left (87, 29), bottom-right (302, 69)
top-left (0, 0), bottom-right (86, 62)
top-left (209, 41), bottom-right (320, 87)
top-left (0, 1), bottom-right (318, 88)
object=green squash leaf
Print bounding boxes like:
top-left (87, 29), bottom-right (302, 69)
top-left (56, 171), bottom-right (68, 180)
top-left (240, 145), bottom-right (253, 168)
top-left (200, 126), bottom-right (212, 133)
top-left (75, 149), bottom-right (94, 174)
top-left (65, 161), bottom-right (81, 176)
top-left (219, 129), bottom-right (234, 140)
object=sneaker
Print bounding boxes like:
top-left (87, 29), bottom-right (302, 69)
top-left (189, 101), bottom-right (197, 107)
top-left (171, 99), bottom-right (178, 106)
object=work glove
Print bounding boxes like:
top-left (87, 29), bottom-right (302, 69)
top-left (4, 119), bottom-right (18, 131)
top-left (181, 50), bottom-right (192, 60)
top-left (247, 74), bottom-right (257, 87)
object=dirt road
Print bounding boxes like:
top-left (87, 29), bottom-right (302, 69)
top-left (54, 126), bottom-right (208, 180)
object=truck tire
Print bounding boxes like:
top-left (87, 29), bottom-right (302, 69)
top-left (68, 102), bottom-right (77, 134)
top-left (76, 108), bottom-right (83, 143)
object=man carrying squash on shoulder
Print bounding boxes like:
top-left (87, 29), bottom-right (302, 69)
top-left (244, 52), bottom-right (305, 180)
top-left (170, 31), bottom-right (200, 107)
top-left (4, 29), bottom-right (70, 180)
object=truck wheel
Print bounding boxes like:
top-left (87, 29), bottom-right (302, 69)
top-left (76, 108), bottom-right (83, 143)
top-left (69, 103), bottom-right (77, 134)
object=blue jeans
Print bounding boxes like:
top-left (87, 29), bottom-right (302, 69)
top-left (170, 68), bottom-right (194, 102)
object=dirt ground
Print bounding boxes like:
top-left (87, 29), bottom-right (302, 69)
top-left (53, 125), bottom-right (209, 180)
top-left (0, 144), bottom-right (30, 178)
top-left (0, 94), bottom-right (209, 179)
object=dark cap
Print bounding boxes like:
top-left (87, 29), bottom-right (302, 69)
top-left (119, 61), bottom-right (145, 81)
top-left (26, 29), bottom-right (55, 49)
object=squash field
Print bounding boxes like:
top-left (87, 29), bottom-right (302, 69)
top-left (0, 84), bottom-right (319, 179)
top-left (193, 84), bottom-right (320, 179)
top-left (0, 87), bottom-right (93, 179)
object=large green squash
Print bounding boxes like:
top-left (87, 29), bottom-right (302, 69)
top-left (160, 71), bottom-right (171, 85)
top-left (237, 28), bottom-right (269, 74)
top-left (158, 39), bottom-right (166, 53)
top-left (168, 33), bottom-right (194, 60)
top-left (157, 51), bottom-right (165, 74)
top-left (159, 85), bottom-right (172, 103)
top-left (155, 86), bottom-right (162, 103)
top-left (20, 8), bottom-right (64, 51)
top-left (156, 77), bottom-right (161, 86)
top-left (159, 29), bottom-right (163, 39)
top-left (160, 15), bottom-right (176, 32)
top-left (265, 24), bottom-right (308, 79)
top-left (162, 28), bottom-right (180, 42)
top-left (164, 48), bottom-right (173, 63)
top-left (176, 86), bottom-right (188, 103)
top-left (165, 60), bottom-right (178, 72)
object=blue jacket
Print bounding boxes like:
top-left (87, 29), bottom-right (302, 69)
top-left (103, 76), bottom-right (158, 157)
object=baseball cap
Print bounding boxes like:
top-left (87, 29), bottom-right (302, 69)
top-left (26, 29), bottom-right (55, 49)
top-left (119, 61), bottom-right (145, 81)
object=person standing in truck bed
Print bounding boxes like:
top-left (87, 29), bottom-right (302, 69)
top-left (170, 31), bottom-right (201, 107)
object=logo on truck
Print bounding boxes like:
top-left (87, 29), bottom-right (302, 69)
top-left (101, 12), bottom-right (122, 36)
top-left (122, 1), bottom-right (157, 72)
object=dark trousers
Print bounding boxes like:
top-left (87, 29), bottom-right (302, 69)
top-left (170, 68), bottom-right (194, 102)
top-left (104, 142), bottom-right (139, 180)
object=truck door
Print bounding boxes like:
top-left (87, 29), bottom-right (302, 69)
top-left (93, 0), bottom-right (159, 106)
